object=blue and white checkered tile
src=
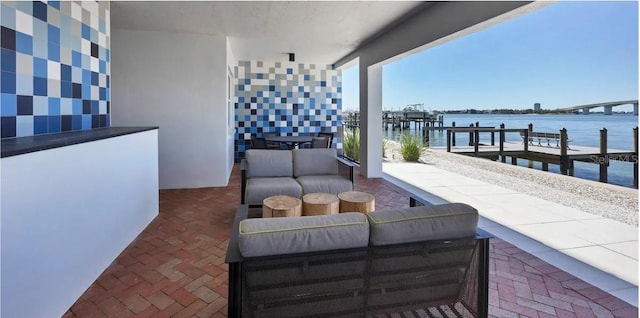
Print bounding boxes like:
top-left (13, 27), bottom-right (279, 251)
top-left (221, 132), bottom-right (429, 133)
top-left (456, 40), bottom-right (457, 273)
top-left (1, 1), bottom-right (110, 138)
top-left (234, 61), bottom-right (343, 161)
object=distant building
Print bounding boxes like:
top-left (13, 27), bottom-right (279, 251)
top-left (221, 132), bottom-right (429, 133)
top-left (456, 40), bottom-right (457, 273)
top-left (534, 103), bottom-right (541, 111)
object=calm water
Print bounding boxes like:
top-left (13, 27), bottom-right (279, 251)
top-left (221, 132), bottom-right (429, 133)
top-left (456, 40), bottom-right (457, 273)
top-left (382, 114), bottom-right (639, 187)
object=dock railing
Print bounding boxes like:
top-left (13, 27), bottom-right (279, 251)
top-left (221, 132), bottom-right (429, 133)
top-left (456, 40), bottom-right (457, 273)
top-left (423, 121), bottom-right (495, 147)
top-left (446, 127), bottom-right (529, 160)
top-left (634, 127), bottom-right (638, 188)
top-left (444, 125), bottom-right (638, 188)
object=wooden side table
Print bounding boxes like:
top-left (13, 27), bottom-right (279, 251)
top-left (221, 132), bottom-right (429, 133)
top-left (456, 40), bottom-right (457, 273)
top-left (338, 191), bottom-right (375, 214)
top-left (263, 195), bottom-right (302, 218)
top-left (302, 193), bottom-right (339, 216)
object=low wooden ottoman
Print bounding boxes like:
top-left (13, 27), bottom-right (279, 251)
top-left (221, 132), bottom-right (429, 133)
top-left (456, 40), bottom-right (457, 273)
top-left (338, 191), bottom-right (375, 214)
top-left (302, 193), bottom-right (339, 216)
top-left (263, 195), bottom-right (302, 218)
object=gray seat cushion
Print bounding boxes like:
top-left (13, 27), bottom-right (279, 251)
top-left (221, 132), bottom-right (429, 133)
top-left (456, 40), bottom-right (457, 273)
top-left (239, 212), bottom-right (369, 257)
top-left (367, 203), bottom-right (478, 246)
top-left (292, 148), bottom-right (338, 177)
top-left (245, 177), bottom-right (302, 205)
top-left (296, 175), bottom-right (353, 195)
top-left (246, 149), bottom-right (293, 178)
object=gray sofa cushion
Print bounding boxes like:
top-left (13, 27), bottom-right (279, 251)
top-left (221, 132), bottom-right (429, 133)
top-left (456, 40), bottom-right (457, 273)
top-left (367, 203), bottom-right (478, 246)
top-left (246, 149), bottom-right (293, 178)
top-left (292, 149), bottom-right (339, 177)
top-left (296, 175), bottom-right (353, 195)
top-left (245, 177), bottom-right (303, 205)
top-left (239, 213), bottom-right (369, 257)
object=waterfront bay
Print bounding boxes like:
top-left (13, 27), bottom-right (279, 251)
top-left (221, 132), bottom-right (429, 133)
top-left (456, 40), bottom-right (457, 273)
top-left (382, 113), bottom-right (639, 187)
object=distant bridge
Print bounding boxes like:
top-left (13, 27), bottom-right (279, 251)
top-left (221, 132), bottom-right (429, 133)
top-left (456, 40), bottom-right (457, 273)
top-left (555, 100), bottom-right (638, 115)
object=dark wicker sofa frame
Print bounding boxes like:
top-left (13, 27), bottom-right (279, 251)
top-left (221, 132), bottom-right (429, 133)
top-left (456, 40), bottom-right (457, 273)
top-left (225, 197), bottom-right (491, 318)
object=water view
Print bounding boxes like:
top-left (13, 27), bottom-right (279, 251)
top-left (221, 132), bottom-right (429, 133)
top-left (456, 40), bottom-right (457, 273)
top-left (381, 113), bottom-right (638, 188)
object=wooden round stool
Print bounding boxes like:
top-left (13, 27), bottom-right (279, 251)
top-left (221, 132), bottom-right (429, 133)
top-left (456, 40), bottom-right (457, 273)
top-left (263, 195), bottom-right (302, 218)
top-left (302, 193), bottom-right (339, 216)
top-left (338, 191), bottom-right (375, 214)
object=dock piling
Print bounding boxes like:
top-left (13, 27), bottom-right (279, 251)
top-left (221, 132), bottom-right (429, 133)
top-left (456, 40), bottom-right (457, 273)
top-left (599, 128), bottom-right (608, 183)
top-left (560, 128), bottom-right (569, 175)
top-left (422, 122), bottom-right (430, 145)
top-left (491, 129), bottom-right (495, 146)
top-left (499, 123), bottom-right (505, 163)
top-left (451, 121), bottom-right (456, 147)
top-left (634, 127), bottom-right (638, 188)
top-left (468, 124), bottom-right (474, 146)
top-left (474, 128), bottom-right (480, 156)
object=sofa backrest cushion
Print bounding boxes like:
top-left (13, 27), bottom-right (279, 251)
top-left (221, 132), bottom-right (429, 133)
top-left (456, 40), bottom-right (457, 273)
top-left (238, 212), bottom-right (369, 257)
top-left (292, 148), bottom-right (338, 177)
top-left (246, 149), bottom-right (293, 178)
top-left (366, 203), bottom-right (478, 246)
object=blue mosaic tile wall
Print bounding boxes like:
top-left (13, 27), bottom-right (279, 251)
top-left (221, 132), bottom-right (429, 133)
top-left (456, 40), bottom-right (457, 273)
top-left (0, 1), bottom-right (110, 138)
top-left (234, 60), bottom-right (342, 161)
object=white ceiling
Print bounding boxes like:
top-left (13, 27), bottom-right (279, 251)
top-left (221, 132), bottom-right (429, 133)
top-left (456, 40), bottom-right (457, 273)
top-left (110, 1), bottom-right (423, 65)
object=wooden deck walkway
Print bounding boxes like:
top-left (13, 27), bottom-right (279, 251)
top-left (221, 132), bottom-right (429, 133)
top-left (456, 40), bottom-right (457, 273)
top-left (434, 140), bottom-right (638, 187)
top-left (436, 142), bottom-right (635, 162)
top-left (436, 126), bottom-right (638, 187)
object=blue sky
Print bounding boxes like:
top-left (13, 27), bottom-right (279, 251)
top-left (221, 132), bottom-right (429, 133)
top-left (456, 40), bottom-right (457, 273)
top-left (341, 1), bottom-right (639, 111)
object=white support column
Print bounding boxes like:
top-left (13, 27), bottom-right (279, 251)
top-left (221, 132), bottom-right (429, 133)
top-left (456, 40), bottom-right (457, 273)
top-left (359, 62), bottom-right (383, 178)
top-left (604, 105), bottom-right (613, 115)
top-left (583, 107), bottom-right (590, 115)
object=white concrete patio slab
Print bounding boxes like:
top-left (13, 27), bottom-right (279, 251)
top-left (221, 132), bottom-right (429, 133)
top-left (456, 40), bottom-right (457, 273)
top-left (561, 245), bottom-right (637, 286)
top-left (382, 161), bottom-right (639, 307)
top-left (511, 222), bottom-right (603, 250)
top-left (605, 241), bottom-right (639, 260)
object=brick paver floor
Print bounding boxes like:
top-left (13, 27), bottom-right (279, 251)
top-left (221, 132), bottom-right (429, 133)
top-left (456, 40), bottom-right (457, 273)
top-left (63, 164), bottom-right (638, 317)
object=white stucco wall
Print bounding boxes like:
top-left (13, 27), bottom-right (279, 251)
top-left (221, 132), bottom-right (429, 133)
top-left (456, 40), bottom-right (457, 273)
top-left (360, 64), bottom-right (383, 178)
top-left (110, 29), bottom-right (231, 188)
top-left (0, 130), bottom-right (159, 318)
top-left (226, 37), bottom-right (237, 179)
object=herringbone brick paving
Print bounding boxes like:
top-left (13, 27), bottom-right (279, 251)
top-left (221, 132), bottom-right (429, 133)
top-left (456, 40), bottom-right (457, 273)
top-left (63, 164), bottom-right (638, 317)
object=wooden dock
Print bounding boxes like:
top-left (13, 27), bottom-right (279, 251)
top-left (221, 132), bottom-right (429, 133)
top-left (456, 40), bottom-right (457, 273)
top-left (436, 142), bottom-right (635, 166)
top-left (343, 105), bottom-right (444, 131)
top-left (382, 111), bottom-right (443, 130)
top-left (437, 126), bottom-right (638, 188)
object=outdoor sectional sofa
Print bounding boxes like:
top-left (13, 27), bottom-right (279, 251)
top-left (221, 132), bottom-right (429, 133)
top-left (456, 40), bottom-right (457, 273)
top-left (225, 196), bottom-right (491, 317)
top-left (240, 148), bottom-right (354, 206)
